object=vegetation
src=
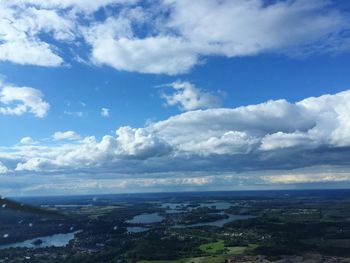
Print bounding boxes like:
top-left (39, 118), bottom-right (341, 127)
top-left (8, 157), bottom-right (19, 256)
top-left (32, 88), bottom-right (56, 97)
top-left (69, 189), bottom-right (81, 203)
top-left (1, 190), bottom-right (350, 262)
top-left (199, 240), bottom-right (225, 254)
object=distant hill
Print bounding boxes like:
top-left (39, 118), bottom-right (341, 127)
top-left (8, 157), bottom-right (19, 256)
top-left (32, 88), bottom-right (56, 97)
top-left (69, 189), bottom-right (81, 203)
top-left (0, 196), bottom-right (62, 217)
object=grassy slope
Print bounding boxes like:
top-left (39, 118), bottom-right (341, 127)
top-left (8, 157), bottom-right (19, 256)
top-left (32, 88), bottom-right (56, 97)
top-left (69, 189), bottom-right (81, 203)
top-left (137, 243), bottom-right (258, 263)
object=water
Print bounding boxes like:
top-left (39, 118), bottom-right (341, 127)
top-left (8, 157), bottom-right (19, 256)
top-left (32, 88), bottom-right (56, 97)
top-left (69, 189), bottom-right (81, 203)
top-left (162, 201), bottom-right (234, 213)
top-left (161, 203), bottom-right (188, 210)
top-left (126, 213), bottom-right (164, 224)
top-left (198, 202), bottom-right (233, 210)
top-left (174, 214), bottom-right (254, 228)
top-left (161, 202), bottom-right (187, 214)
top-left (41, 204), bottom-right (92, 208)
top-left (127, 227), bottom-right (149, 233)
top-left (0, 231), bottom-right (80, 250)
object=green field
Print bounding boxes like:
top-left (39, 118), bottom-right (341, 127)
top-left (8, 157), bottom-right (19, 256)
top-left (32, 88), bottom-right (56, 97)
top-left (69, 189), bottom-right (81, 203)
top-left (138, 254), bottom-right (245, 263)
top-left (199, 240), bottom-right (225, 254)
top-left (138, 243), bottom-right (258, 263)
top-left (138, 256), bottom-right (227, 263)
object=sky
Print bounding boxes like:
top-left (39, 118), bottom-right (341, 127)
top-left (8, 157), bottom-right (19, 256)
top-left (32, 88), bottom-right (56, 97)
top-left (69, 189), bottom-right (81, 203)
top-left (1, 0), bottom-right (350, 196)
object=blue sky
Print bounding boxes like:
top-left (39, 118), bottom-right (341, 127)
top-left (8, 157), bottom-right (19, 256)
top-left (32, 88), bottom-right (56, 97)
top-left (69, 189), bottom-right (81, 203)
top-left (3, 54), bottom-right (350, 146)
top-left (1, 0), bottom-right (350, 196)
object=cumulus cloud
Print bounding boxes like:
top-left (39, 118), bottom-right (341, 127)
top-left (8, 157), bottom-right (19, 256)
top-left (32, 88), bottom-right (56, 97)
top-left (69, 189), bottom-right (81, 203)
top-left (151, 98), bottom-right (315, 153)
top-left (86, 35), bottom-right (198, 75)
top-left (0, 3), bottom-right (71, 66)
top-left (100, 108), bottom-right (110, 117)
top-left (53, 131), bottom-right (81, 141)
top-left (0, 0), bottom-right (349, 73)
top-left (115, 127), bottom-right (172, 158)
top-left (178, 131), bottom-right (258, 156)
top-left (161, 81), bottom-right (221, 111)
top-left (82, 0), bottom-right (350, 74)
top-left (0, 85), bottom-right (50, 118)
top-left (1, 89), bottom-right (350, 179)
top-left (3, 127), bottom-right (170, 173)
top-left (0, 0), bottom-right (135, 67)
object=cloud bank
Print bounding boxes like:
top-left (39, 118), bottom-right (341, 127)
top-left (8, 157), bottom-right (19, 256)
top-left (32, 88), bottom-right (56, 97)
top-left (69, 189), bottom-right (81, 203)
top-left (0, 0), bottom-right (349, 74)
top-left (1, 89), bottom-right (350, 194)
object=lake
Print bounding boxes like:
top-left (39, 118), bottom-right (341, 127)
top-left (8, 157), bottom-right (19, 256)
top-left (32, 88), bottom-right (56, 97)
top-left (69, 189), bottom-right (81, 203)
top-left (162, 201), bottom-right (234, 213)
top-left (174, 214), bottom-right (255, 228)
top-left (0, 231), bottom-right (80, 250)
top-left (126, 213), bottom-right (164, 224)
top-left (198, 202), bottom-right (234, 210)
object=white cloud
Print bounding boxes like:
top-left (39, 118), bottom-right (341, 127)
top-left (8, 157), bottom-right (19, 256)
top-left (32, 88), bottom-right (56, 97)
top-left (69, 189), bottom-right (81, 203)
top-left (161, 81), bottom-right (221, 111)
top-left (7, 128), bottom-right (170, 173)
top-left (1, 0), bottom-right (349, 73)
top-left (15, 158), bottom-right (53, 172)
top-left (82, 11), bottom-right (199, 75)
top-left (82, 0), bottom-right (350, 74)
top-left (164, 0), bottom-right (347, 56)
top-left (0, 41), bottom-right (63, 67)
top-left (115, 127), bottom-right (171, 158)
top-left (178, 131), bottom-right (258, 156)
top-left (0, 1), bottom-right (135, 67)
top-left (53, 131), bottom-right (81, 141)
top-left (0, 3), bottom-right (71, 66)
top-left (0, 0), bottom-right (137, 67)
top-left (101, 108), bottom-right (110, 117)
top-left (260, 131), bottom-right (314, 151)
top-left (152, 98), bottom-right (314, 154)
top-left (0, 85), bottom-right (50, 118)
top-left (87, 35), bottom-right (198, 75)
top-left (20, 137), bottom-right (35, 145)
